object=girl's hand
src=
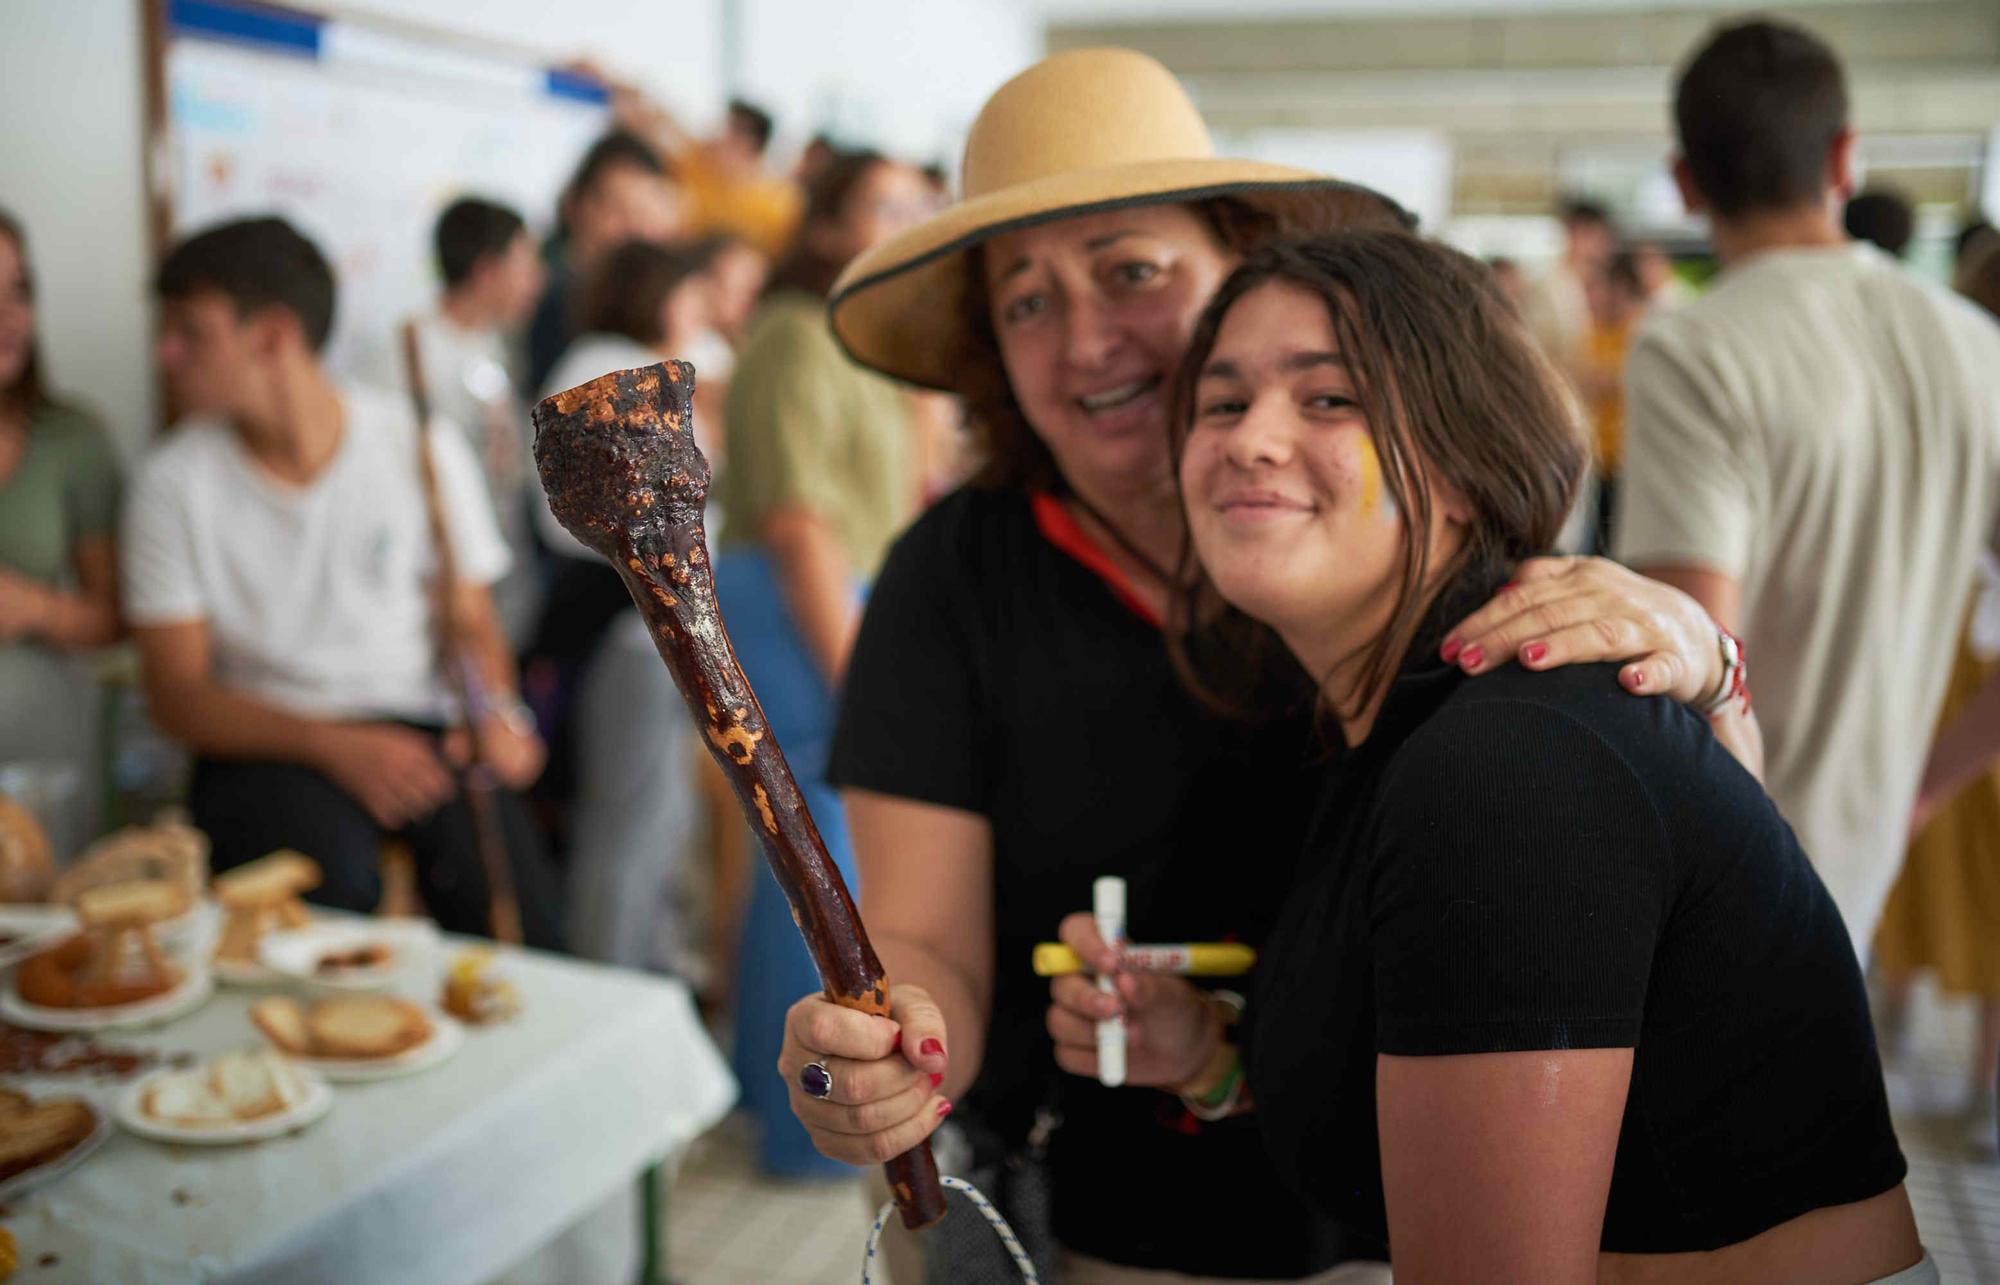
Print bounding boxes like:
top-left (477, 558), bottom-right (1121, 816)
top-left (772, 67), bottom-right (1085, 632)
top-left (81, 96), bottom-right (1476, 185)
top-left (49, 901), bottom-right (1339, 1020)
top-left (778, 985), bottom-right (951, 1166)
top-left (1442, 556), bottom-right (1724, 705)
top-left (1045, 911), bottom-right (1220, 1088)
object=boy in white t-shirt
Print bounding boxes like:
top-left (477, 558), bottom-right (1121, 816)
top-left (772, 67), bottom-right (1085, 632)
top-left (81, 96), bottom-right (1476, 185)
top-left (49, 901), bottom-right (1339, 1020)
top-left (1615, 20), bottom-right (2000, 955)
top-left (125, 217), bottom-right (561, 946)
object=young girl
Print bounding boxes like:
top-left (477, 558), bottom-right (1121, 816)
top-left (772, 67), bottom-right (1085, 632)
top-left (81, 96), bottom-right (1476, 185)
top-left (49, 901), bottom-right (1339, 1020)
top-left (1103, 230), bottom-right (1926, 1283)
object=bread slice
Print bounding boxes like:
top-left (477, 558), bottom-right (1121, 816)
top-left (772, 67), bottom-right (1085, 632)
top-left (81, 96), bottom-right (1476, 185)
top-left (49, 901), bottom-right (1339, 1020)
top-left (249, 996), bottom-right (312, 1056)
top-left (305, 996), bottom-right (432, 1059)
top-left (213, 851), bottom-right (321, 911)
top-left (0, 1099), bottom-right (95, 1181)
top-left (74, 878), bottom-right (191, 929)
top-left (0, 1089), bottom-right (33, 1120)
top-left (210, 1049), bottom-right (310, 1119)
top-left (142, 1070), bottom-right (233, 1128)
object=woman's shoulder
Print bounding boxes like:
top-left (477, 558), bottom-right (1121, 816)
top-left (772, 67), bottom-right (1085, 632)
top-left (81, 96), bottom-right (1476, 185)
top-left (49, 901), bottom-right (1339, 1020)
top-left (1382, 663), bottom-right (1668, 823)
top-left (878, 485), bottom-right (1034, 576)
top-left (30, 399), bottom-right (116, 454)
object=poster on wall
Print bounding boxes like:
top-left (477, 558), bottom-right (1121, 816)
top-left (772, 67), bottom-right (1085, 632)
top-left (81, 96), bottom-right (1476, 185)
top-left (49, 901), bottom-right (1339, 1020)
top-left (163, 0), bottom-right (608, 373)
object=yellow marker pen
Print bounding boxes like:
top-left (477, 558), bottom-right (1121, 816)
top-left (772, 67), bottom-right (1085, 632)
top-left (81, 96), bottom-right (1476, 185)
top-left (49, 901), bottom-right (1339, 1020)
top-left (1032, 942), bottom-right (1257, 978)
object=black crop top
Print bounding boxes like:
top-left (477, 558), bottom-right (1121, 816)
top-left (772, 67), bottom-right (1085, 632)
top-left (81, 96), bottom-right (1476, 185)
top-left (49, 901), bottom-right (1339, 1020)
top-left (1246, 583), bottom-right (1906, 1254)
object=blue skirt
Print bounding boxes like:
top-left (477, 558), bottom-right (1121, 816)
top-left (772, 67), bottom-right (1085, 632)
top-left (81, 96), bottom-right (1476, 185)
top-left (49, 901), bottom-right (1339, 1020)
top-left (713, 548), bottom-right (862, 1180)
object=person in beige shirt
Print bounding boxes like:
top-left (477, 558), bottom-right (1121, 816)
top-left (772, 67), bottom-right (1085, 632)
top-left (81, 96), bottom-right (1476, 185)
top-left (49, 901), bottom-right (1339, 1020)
top-left (1617, 18), bottom-right (2000, 958)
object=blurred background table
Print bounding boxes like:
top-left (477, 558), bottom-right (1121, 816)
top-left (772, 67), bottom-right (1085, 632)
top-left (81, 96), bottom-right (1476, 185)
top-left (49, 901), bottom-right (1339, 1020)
top-left (0, 938), bottom-right (736, 1284)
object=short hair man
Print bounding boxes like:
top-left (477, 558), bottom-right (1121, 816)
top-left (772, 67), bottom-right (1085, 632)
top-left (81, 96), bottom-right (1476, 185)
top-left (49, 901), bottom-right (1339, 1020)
top-left (353, 196), bottom-right (545, 645)
top-left (128, 217), bottom-right (561, 945)
top-left (1616, 20), bottom-right (2000, 955)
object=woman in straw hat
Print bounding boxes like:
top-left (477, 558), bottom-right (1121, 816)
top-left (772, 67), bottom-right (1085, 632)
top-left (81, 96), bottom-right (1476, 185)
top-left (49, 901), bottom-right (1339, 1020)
top-left (777, 50), bottom-right (1761, 1281)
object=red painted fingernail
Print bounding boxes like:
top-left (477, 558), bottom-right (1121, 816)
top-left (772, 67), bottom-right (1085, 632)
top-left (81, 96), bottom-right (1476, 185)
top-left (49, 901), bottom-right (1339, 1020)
top-left (1439, 638), bottom-right (1463, 664)
top-left (891, 1030), bottom-right (902, 1053)
top-left (1523, 642), bottom-right (1547, 664)
top-left (1624, 667), bottom-right (1645, 690)
top-left (1459, 645), bottom-right (1485, 669)
top-left (930, 1072), bottom-right (944, 1088)
top-left (1500, 581), bottom-right (1518, 592)
top-left (936, 1099), bottom-right (954, 1118)
top-left (920, 1038), bottom-right (944, 1057)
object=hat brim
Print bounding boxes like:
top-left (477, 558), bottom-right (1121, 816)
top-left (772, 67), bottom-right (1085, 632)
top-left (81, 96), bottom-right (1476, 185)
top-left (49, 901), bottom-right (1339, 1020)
top-left (828, 156), bottom-right (1413, 391)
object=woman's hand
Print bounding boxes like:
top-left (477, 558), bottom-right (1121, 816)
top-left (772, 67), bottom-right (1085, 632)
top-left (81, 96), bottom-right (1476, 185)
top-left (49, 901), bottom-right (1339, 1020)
top-left (1045, 912), bottom-right (1219, 1088)
top-left (779, 985), bottom-right (951, 1166)
top-left (1441, 557), bottom-right (1723, 704)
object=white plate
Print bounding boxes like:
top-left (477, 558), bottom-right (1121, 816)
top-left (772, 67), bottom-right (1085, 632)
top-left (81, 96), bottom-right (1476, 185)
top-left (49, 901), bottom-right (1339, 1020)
top-left (258, 920), bottom-right (436, 991)
top-left (116, 1064), bottom-right (333, 1145)
top-left (0, 1102), bottom-right (112, 1202)
top-left (0, 966), bottom-right (215, 1032)
top-left (267, 1010), bottom-right (464, 1082)
top-left (211, 954), bottom-right (285, 987)
top-left (0, 905), bottom-right (80, 970)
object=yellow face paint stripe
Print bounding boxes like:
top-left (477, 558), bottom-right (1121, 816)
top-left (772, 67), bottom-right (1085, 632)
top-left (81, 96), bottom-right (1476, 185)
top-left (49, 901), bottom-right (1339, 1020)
top-left (1357, 434), bottom-right (1385, 517)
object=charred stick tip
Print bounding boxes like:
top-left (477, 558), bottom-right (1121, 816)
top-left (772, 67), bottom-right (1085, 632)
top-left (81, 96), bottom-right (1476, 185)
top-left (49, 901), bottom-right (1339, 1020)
top-left (532, 361), bottom-right (706, 556)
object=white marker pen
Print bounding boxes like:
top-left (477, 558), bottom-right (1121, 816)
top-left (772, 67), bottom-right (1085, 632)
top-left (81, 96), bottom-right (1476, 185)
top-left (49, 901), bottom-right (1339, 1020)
top-left (1094, 876), bottom-right (1127, 1088)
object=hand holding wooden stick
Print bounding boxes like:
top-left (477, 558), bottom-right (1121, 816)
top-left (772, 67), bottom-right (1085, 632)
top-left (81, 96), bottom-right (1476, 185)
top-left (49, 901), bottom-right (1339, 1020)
top-left (532, 361), bottom-right (947, 1231)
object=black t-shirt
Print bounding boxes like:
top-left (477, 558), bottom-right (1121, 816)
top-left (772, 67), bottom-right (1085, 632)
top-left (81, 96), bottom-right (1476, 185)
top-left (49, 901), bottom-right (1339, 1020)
top-left (1247, 582), bottom-right (1907, 1254)
top-left (829, 487), bottom-right (1372, 1276)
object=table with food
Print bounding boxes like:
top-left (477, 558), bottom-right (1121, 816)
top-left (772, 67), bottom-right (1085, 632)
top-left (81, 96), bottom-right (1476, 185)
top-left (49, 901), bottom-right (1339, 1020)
top-left (0, 807), bottom-right (737, 1284)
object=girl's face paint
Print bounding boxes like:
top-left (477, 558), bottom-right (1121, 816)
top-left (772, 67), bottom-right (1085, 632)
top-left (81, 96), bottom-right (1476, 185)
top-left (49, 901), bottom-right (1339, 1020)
top-left (1354, 432), bottom-right (1397, 523)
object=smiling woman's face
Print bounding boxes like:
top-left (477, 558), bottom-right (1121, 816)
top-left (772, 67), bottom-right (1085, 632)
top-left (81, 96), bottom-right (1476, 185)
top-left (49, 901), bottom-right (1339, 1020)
top-left (1179, 280), bottom-right (1418, 645)
top-left (984, 204), bottom-right (1234, 502)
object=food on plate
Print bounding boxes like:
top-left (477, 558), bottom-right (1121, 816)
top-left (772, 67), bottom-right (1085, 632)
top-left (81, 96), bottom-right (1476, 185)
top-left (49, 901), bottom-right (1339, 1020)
top-left (0, 796), bottom-right (54, 903)
top-left (140, 1049), bottom-right (312, 1128)
top-left (313, 942), bottom-right (394, 975)
top-left (441, 948), bottom-right (520, 1025)
top-left (0, 1090), bottom-right (96, 1182)
top-left (251, 994), bottom-right (433, 1060)
top-left (212, 851), bottom-right (320, 966)
top-left (16, 878), bottom-right (193, 1012)
top-left (53, 820), bottom-right (207, 908)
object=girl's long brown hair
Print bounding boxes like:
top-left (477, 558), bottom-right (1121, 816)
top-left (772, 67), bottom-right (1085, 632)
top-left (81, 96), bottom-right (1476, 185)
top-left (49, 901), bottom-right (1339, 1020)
top-left (1167, 231), bottom-right (1588, 726)
top-left (0, 209), bottom-right (52, 418)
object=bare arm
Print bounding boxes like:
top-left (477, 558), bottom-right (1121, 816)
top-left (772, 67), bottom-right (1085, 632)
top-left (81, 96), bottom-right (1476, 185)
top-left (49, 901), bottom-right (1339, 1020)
top-left (849, 788), bottom-right (996, 1098)
top-left (134, 620), bottom-right (455, 827)
top-left (763, 506), bottom-right (860, 684)
top-left (1378, 1048), bottom-right (1632, 1285)
top-left (0, 535), bottom-right (122, 650)
top-left (774, 787), bottom-right (992, 1167)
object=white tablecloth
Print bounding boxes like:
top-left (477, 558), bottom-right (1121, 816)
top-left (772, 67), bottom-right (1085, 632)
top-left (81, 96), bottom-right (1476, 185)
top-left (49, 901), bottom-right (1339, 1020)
top-left (2, 941), bottom-right (737, 1284)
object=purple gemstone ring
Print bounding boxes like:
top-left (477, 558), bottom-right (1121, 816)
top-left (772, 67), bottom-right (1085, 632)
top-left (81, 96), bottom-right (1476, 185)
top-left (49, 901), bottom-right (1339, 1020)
top-left (800, 1061), bottom-right (834, 1100)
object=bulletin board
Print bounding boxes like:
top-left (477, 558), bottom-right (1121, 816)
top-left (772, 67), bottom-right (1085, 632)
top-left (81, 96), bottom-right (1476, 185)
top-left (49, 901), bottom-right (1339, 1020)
top-left (151, 0), bottom-right (610, 370)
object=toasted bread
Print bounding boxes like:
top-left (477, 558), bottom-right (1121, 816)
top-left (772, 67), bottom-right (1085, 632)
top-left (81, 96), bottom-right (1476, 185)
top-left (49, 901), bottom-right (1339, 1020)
top-left (0, 1090), bottom-right (32, 1120)
top-left (0, 1098), bottom-right (95, 1181)
top-left (0, 797), bottom-right (53, 903)
top-left (54, 823), bottom-right (207, 906)
top-left (305, 995), bottom-right (432, 1059)
top-left (249, 996), bottom-right (312, 1056)
top-left (142, 1069), bottom-right (234, 1128)
top-left (213, 851), bottom-right (321, 911)
top-left (74, 879), bottom-right (191, 929)
top-left (210, 1049), bottom-right (310, 1119)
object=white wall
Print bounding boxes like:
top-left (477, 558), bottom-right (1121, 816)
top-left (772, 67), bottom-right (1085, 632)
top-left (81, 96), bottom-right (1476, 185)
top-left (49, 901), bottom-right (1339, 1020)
top-left (736, 0), bottom-right (1042, 168)
top-left (0, 0), bottom-right (1038, 457)
top-left (0, 0), bottom-right (155, 455)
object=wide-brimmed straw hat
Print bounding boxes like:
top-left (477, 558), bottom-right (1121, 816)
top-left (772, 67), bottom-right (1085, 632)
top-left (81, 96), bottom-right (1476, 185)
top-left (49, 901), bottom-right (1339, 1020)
top-left (828, 47), bottom-right (1412, 391)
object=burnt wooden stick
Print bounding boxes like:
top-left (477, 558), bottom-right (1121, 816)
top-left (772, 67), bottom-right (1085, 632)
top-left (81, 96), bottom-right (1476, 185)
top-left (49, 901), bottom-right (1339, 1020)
top-left (533, 361), bottom-right (947, 1231)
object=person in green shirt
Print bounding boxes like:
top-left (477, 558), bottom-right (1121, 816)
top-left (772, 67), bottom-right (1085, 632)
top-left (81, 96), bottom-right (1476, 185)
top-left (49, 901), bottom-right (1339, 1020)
top-left (713, 148), bottom-right (935, 1179)
top-left (0, 210), bottom-right (124, 845)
